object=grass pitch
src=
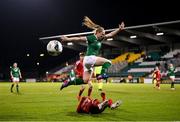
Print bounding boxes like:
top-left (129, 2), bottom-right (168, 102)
top-left (0, 82), bottom-right (180, 121)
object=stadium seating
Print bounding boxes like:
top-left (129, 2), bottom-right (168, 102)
top-left (111, 53), bottom-right (129, 63)
top-left (139, 61), bottom-right (163, 66)
top-left (107, 61), bottom-right (128, 73)
top-left (127, 68), bottom-right (154, 73)
top-left (127, 53), bottom-right (142, 63)
top-left (111, 52), bottom-right (143, 64)
top-left (162, 49), bottom-right (180, 58)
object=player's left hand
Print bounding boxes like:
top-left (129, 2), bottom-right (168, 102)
top-left (119, 22), bottom-right (125, 31)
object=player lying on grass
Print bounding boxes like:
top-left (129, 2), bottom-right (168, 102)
top-left (77, 92), bottom-right (122, 114)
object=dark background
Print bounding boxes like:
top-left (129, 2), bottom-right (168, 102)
top-left (0, 0), bottom-right (179, 78)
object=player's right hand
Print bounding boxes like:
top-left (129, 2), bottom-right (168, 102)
top-left (119, 22), bottom-right (125, 30)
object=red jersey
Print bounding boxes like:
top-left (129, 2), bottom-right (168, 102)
top-left (74, 60), bottom-right (84, 78)
top-left (154, 70), bottom-right (161, 81)
top-left (77, 97), bottom-right (100, 114)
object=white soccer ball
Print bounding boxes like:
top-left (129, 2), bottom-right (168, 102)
top-left (47, 40), bottom-right (63, 56)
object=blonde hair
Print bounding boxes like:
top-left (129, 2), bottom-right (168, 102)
top-left (82, 16), bottom-right (104, 33)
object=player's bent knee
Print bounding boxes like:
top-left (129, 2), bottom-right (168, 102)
top-left (83, 78), bottom-right (89, 83)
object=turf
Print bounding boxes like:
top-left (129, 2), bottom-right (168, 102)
top-left (0, 82), bottom-right (180, 121)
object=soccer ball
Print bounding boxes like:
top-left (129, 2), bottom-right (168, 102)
top-left (47, 40), bottom-right (63, 56)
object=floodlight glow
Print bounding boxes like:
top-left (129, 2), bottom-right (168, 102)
top-left (156, 32), bottom-right (164, 36)
top-left (130, 35), bottom-right (137, 39)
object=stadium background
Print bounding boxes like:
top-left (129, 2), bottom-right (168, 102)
top-left (0, 0), bottom-right (180, 121)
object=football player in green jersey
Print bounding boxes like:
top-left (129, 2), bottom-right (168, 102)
top-left (61, 16), bottom-right (125, 97)
top-left (10, 62), bottom-right (22, 93)
top-left (167, 63), bottom-right (177, 90)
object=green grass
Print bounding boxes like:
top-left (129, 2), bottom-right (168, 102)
top-left (0, 82), bottom-right (180, 121)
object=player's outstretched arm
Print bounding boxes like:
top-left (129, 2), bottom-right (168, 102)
top-left (105, 22), bottom-right (125, 38)
top-left (61, 36), bottom-right (87, 42)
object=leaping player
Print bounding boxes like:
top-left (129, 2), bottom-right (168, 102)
top-left (61, 16), bottom-right (125, 98)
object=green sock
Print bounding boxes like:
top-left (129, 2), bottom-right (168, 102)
top-left (69, 78), bottom-right (84, 85)
top-left (11, 84), bottom-right (14, 92)
top-left (101, 62), bottom-right (111, 74)
top-left (16, 85), bottom-right (19, 93)
top-left (171, 82), bottom-right (174, 88)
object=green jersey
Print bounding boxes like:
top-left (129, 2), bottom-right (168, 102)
top-left (168, 67), bottom-right (176, 76)
top-left (86, 35), bottom-right (102, 56)
top-left (11, 67), bottom-right (21, 78)
top-left (69, 69), bottom-right (76, 79)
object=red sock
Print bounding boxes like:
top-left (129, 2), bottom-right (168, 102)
top-left (108, 99), bottom-right (113, 107)
top-left (88, 87), bottom-right (92, 97)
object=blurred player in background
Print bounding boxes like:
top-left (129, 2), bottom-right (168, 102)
top-left (77, 92), bottom-right (122, 114)
top-left (61, 52), bottom-right (87, 100)
top-left (95, 66), bottom-right (104, 91)
top-left (152, 66), bottom-right (161, 89)
top-left (10, 62), bottom-right (22, 93)
top-left (167, 63), bottom-right (177, 90)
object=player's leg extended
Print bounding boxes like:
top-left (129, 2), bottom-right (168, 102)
top-left (101, 92), bottom-right (106, 101)
top-left (83, 71), bottom-right (93, 97)
top-left (76, 96), bottom-right (87, 113)
top-left (88, 82), bottom-right (93, 97)
top-left (60, 77), bottom-right (85, 90)
top-left (110, 99), bottom-right (122, 109)
top-left (97, 100), bottom-right (109, 113)
top-left (100, 92), bottom-right (122, 110)
top-left (77, 85), bottom-right (86, 101)
top-left (91, 99), bottom-right (122, 114)
top-left (82, 55), bottom-right (97, 97)
top-left (95, 57), bottom-right (111, 80)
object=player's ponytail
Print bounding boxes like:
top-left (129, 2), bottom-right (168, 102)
top-left (82, 16), bottom-right (101, 30)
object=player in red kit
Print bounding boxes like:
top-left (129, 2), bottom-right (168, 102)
top-left (60, 52), bottom-right (85, 90)
top-left (61, 52), bottom-right (88, 100)
top-left (77, 92), bottom-right (122, 114)
top-left (74, 53), bottom-right (84, 78)
top-left (153, 66), bottom-right (161, 89)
